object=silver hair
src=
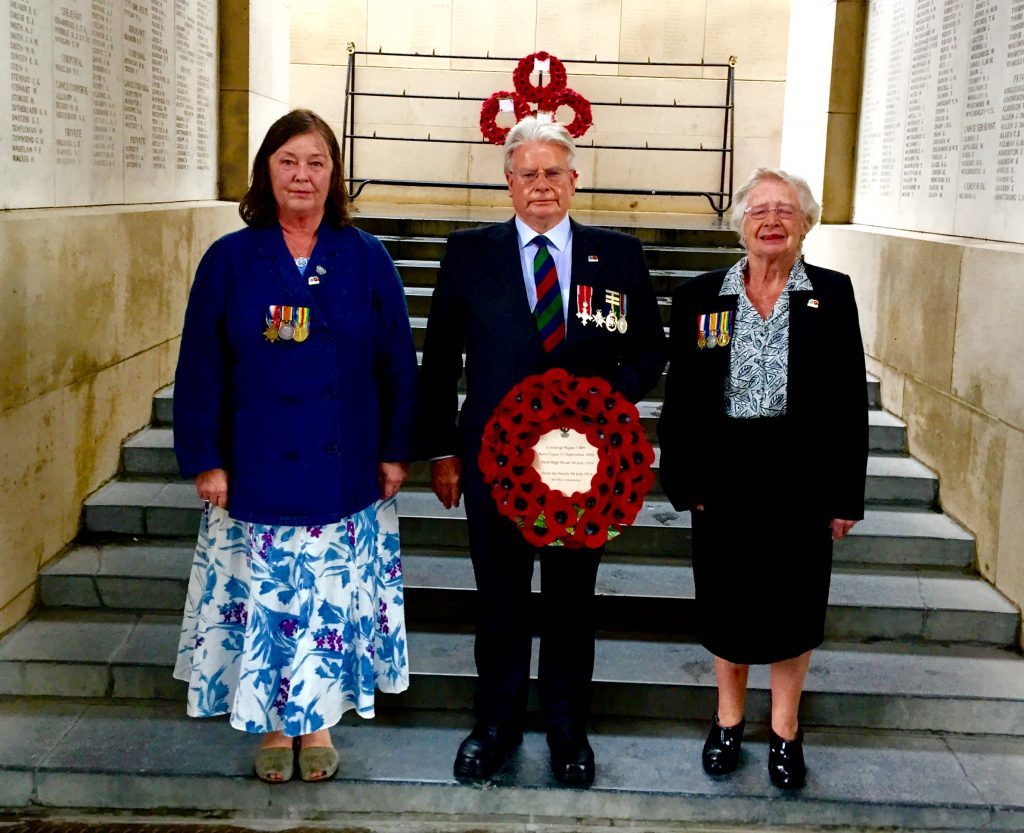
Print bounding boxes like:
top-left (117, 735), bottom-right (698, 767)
top-left (728, 168), bottom-right (821, 250)
top-left (503, 117), bottom-right (576, 173)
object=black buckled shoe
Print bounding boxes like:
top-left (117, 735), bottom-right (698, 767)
top-left (547, 728), bottom-right (595, 788)
top-left (701, 712), bottom-right (745, 775)
top-left (453, 724), bottom-right (523, 782)
top-left (768, 726), bottom-right (806, 789)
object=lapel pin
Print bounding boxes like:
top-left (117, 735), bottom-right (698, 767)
top-left (807, 298), bottom-right (819, 308)
top-left (316, 265), bottom-right (326, 275)
top-left (588, 254), bottom-right (599, 262)
top-left (308, 275), bottom-right (320, 285)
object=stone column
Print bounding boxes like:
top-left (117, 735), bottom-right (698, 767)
top-left (219, 0), bottom-right (291, 200)
top-left (779, 0), bottom-right (866, 222)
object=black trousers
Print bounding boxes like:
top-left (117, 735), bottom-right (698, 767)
top-left (463, 463), bottom-right (602, 734)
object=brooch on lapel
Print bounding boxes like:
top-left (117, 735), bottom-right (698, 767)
top-left (807, 298), bottom-right (819, 308)
top-left (576, 286), bottom-right (628, 333)
top-left (264, 304), bottom-right (310, 343)
top-left (697, 311), bottom-right (731, 349)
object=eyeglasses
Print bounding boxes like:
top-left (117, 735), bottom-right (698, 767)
top-left (744, 203), bottom-right (800, 220)
top-left (513, 168), bottom-right (573, 185)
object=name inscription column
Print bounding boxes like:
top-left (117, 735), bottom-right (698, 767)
top-left (3, 0), bottom-right (55, 206)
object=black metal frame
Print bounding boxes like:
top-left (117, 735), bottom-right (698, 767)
top-left (342, 47), bottom-right (736, 215)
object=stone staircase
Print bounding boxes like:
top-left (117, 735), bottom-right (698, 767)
top-left (2, 210), bottom-right (1023, 831)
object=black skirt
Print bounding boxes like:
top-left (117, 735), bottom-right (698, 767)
top-left (690, 416), bottom-right (834, 665)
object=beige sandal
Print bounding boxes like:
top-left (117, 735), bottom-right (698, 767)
top-left (254, 744), bottom-right (295, 783)
top-left (298, 745), bottom-right (339, 782)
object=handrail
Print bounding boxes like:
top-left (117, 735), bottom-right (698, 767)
top-left (342, 47), bottom-right (736, 215)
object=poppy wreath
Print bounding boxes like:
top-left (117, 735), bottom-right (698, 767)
top-left (512, 51), bottom-right (568, 101)
top-left (537, 88), bottom-right (594, 138)
top-left (478, 368), bottom-right (656, 549)
top-left (479, 91), bottom-right (533, 145)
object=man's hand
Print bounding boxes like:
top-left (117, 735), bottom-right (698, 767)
top-left (830, 518), bottom-right (857, 540)
top-left (379, 462), bottom-right (409, 500)
top-left (431, 456), bottom-right (462, 509)
top-left (195, 468), bottom-right (229, 509)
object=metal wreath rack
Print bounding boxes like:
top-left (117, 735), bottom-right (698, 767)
top-left (342, 47), bottom-right (737, 216)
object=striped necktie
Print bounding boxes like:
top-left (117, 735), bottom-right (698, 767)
top-left (533, 235), bottom-right (565, 352)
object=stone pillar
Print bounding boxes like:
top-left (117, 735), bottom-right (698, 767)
top-left (779, 0), bottom-right (865, 222)
top-left (219, 0), bottom-right (291, 200)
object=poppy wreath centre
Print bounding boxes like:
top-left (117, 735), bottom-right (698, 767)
top-left (478, 368), bottom-right (656, 549)
top-left (537, 88), bottom-right (594, 139)
top-left (512, 51), bottom-right (568, 101)
top-left (479, 91), bottom-right (533, 146)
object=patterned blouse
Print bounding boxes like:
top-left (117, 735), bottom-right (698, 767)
top-left (719, 256), bottom-right (813, 418)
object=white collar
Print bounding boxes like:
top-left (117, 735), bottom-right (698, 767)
top-left (515, 214), bottom-right (572, 251)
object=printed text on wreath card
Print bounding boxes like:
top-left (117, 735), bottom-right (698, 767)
top-left (532, 428), bottom-right (600, 495)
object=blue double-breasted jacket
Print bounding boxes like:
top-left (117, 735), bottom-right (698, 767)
top-left (173, 223), bottom-right (418, 525)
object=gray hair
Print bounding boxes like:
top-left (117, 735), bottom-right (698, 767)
top-left (729, 168), bottom-right (821, 248)
top-left (503, 117), bottom-right (576, 173)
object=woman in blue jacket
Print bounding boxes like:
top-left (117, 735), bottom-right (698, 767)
top-left (172, 110), bottom-right (417, 783)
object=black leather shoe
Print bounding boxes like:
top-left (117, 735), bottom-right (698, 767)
top-left (702, 712), bottom-right (745, 775)
top-left (453, 725), bottom-right (523, 782)
top-left (768, 726), bottom-right (806, 789)
top-left (547, 728), bottom-right (595, 788)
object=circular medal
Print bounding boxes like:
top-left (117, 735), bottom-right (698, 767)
top-left (616, 316), bottom-right (628, 334)
top-left (279, 323), bottom-right (295, 341)
top-left (705, 334), bottom-right (716, 348)
top-left (293, 326), bottom-right (309, 343)
top-left (296, 256), bottom-right (309, 269)
top-left (718, 332), bottom-right (730, 347)
top-left (605, 313), bottom-right (618, 332)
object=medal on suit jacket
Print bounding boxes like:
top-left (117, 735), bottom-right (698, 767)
top-left (576, 285), bottom-right (594, 325)
top-left (717, 310), bottom-right (732, 346)
top-left (265, 304), bottom-right (311, 343)
top-left (604, 289), bottom-right (627, 333)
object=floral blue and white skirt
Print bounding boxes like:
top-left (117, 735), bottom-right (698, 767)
top-left (173, 497), bottom-right (408, 735)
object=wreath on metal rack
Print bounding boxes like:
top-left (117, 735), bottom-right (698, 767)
top-left (537, 88), bottom-right (594, 138)
top-left (512, 51), bottom-right (568, 101)
top-left (478, 91), bottom-right (533, 145)
top-left (478, 368), bottom-right (656, 549)
top-left (479, 51), bottom-right (594, 144)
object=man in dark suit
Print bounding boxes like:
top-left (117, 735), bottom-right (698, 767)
top-left (419, 117), bottom-right (667, 787)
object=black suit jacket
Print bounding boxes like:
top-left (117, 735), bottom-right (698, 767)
top-left (419, 217), bottom-right (667, 468)
top-left (657, 262), bottom-right (868, 520)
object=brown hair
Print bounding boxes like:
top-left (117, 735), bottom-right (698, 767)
top-left (238, 109), bottom-right (350, 228)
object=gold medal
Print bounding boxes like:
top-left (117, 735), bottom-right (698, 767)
top-left (697, 335), bottom-right (706, 349)
top-left (718, 332), bottom-right (730, 347)
top-left (263, 324), bottom-right (279, 342)
top-left (293, 325), bottom-right (309, 343)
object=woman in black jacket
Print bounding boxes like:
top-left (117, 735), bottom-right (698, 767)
top-left (658, 168), bottom-right (867, 789)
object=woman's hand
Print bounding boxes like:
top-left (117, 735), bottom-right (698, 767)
top-left (830, 518), bottom-right (857, 540)
top-left (379, 462), bottom-right (409, 500)
top-left (195, 468), bottom-right (229, 509)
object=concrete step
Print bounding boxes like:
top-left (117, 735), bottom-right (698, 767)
top-left (405, 284), bottom-right (681, 325)
top-left (122, 425), bottom-right (933, 506)
top-left (38, 544), bottom-right (1018, 646)
top-left (2, 610), bottom-right (1022, 736)
top-left (4, 699), bottom-right (1020, 830)
top-left (83, 483), bottom-right (974, 568)
top-left (398, 260), bottom-right (706, 295)
top-left (357, 212), bottom-right (741, 248)
top-left (380, 233), bottom-right (745, 272)
top-left (152, 373), bottom-right (882, 428)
